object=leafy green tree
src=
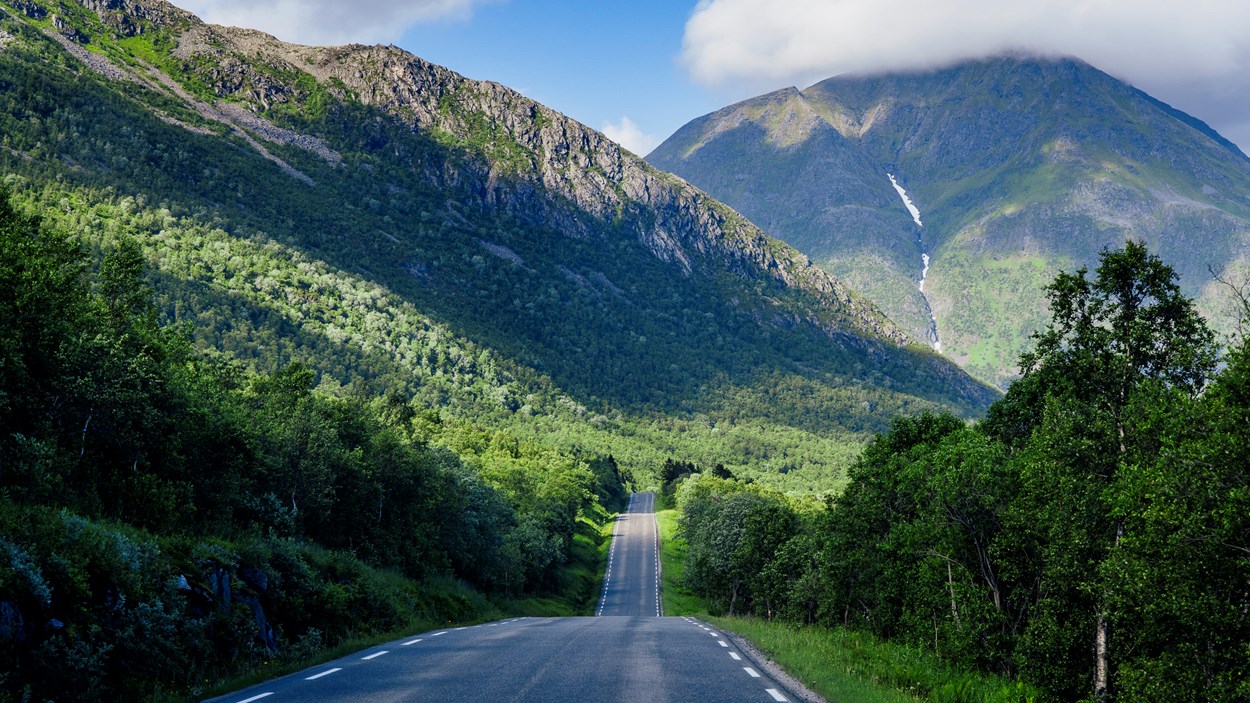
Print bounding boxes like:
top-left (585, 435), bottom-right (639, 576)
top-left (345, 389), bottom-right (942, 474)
top-left (814, 412), bottom-right (965, 634)
top-left (1004, 242), bottom-right (1216, 701)
top-left (1096, 340), bottom-right (1250, 701)
top-left (0, 189), bottom-right (89, 501)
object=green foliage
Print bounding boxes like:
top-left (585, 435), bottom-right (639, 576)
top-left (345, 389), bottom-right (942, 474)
top-left (654, 509), bottom-right (703, 617)
top-left (0, 504), bottom-right (495, 702)
top-left (661, 492), bottom-right (1045, 703)
top-left (0, 188), bottom-right (623, 699)
top-left (670, 243), bottom-right (1249, 702)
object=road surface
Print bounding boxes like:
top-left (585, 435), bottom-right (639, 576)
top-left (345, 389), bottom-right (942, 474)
top-left (596, 491), bottom-right (662, 616)
top-left (207, 492), bottom-right (802, 703)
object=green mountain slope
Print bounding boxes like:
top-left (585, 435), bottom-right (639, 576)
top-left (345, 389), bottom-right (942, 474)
top-left (0, 0), bottom-right (997, 489)
top-left (649, 55), bottom-right (1250, 387)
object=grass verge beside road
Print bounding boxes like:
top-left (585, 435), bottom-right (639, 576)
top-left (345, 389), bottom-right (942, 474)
top-left (655, 509), bottom-right (702, 616)
top-left (705, 616), bottom-right (1045, 703)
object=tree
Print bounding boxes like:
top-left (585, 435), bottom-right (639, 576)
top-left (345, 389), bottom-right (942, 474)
top-left (98, 236), bottom-right (154, 328)
top-left (0, 188), bottom-right (89, 444)
top-left (813, 412), bottom-right (965, 636)
top-left (1009, 241), bottom-right (1216, 701)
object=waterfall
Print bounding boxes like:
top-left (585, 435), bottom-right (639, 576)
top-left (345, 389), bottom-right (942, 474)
top-left (887, 173), bottom-right (941, 352)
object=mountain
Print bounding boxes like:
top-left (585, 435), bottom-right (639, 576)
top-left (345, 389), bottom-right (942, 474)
top-left (648, 55), bottom-right (1250, 386)
top-left (0, 0), bottom-right (996, 489)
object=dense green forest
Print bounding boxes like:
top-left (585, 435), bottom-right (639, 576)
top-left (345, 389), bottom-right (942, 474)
top-left (670, 243), bottom-right (1250, 702)
top-left (0, 191), bottom-right (625, 700)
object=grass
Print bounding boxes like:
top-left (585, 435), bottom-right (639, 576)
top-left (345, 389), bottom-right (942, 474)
top-left (655, 509), bottom-right (704, 616)
top-left (705, 617), bottom-right (1046, 703)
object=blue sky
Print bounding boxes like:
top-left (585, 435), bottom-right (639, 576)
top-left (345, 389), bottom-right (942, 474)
top-left (173, 0), bottom-right (1250, 156)
top-left (395, 0), bottom-right (719, 155)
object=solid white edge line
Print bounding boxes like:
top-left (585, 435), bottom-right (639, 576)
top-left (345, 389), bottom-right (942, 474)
top-left (305, 667), bottom-right (342, 680)
top-left (766, 689), bottom-right (789, 701)
top-left (235, 694), bottom-right (274, 703)
top-left (743, 667), bottom-right (761, 678)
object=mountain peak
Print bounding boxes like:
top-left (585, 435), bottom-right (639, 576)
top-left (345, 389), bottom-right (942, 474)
top-left (650, 54), bottom-right (1250, 387)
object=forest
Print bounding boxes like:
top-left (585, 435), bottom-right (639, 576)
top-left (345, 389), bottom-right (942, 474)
top-left (0, 190), bottom-right (625, 700)
top-left (671, 242), bottom-right (1250, 702)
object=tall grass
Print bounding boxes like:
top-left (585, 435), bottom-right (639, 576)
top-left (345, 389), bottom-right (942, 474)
top-left (706, 617), bottom-right (1047, 703)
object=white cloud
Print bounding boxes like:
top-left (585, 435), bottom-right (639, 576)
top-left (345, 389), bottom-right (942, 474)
top-left (171, 0), bottom-right (503, 45)
top-left (681, 0), bottom-right (1250, 153)
top-left (603, 116), bottom-right (662, 156)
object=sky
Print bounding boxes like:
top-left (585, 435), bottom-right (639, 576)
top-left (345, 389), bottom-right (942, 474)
top-left (171, 0), bottom-right (1250, 157)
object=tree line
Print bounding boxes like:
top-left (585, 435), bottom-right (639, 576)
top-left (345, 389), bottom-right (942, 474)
top-left (0, 190), bottom-right (622, 700)
top-left (674, 242), bottom-right (1249, 702)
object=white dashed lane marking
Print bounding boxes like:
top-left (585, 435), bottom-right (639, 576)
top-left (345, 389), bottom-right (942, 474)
top-left (683, 623), bottom-right (791, 703)
top-left (401, 638), bottom-right (423, 646)
top-left (596, 495), bottom-right (630, 616)
top-left (235, 694), bottom-right (273, 703)
top-left (361, 651), bottom-right (388, 660)
top-left (305, 668), bottom-right (342, 681)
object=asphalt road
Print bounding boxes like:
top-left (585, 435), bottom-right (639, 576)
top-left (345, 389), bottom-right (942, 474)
top-left (206, 492), bottom-right (801, 703)
top-left (596, 491), bottom-right (661, 617)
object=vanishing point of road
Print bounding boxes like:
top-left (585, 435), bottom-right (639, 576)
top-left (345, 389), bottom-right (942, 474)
top-left (207, 492), bottom-right (802, 703)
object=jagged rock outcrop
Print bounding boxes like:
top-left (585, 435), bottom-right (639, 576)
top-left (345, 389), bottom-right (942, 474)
top-left (80, 0), bottom-right (191, 36)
